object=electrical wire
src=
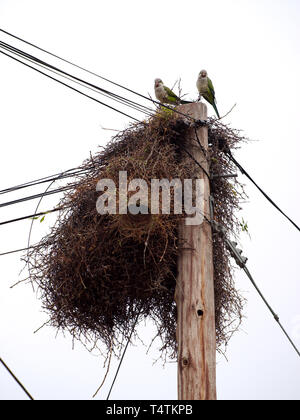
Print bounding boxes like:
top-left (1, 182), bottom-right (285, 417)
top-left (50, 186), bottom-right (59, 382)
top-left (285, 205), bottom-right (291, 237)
top-left (0, 167), bottom-right (87, 196)
top-left (0, 38), bottom-right (196, 122)
top-left (106, 308), bottom-right (141, 400)
top-left (241, 265), bottom-right (300, 358)
top-left (0, 246), bottom-right (36, 257)
top-left (216, 223), bottom-right (300, 358)
top-left (0, 207), bottom-right (63, 226)
top-left (0, 49), bottom-right (141, 123)
top-left (0, 27), bottom-right (153, 101)
top-left (0, 40), bottom-right (155, 118)
top-left (0, 29), bottom-right (204, 124)
top-left (179, 143), bottom-right (210, 181)
top-left (26, 168), bottom-right (80, 277)
top-left (0, 27), bottom-right (157, 102)
top-left (0, 357), bottom-right (34, 400)
top-left (227, 151), bottom-right (300, 233)
top-left (0, 38), bottom-right (153, 113)
top-left (0, 185), bottom-right (72, 208)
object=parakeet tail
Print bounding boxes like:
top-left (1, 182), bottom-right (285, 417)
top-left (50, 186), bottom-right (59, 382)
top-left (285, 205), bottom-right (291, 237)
top-left (180, 100), bottom-right (193, 104)
top-left (213, 102), bottom-right (220, 119)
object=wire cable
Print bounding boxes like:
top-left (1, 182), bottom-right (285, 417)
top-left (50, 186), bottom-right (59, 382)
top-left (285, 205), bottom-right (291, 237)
top-left (0, 168), bottom-right (87, 196)
top-left (179, 143), bottom-right (210, 181)
top-left (26, 168), bottom-right (80, 276)
top-left (0, 27), bottom-right (157, 102)
top-left (0, 40), bottom-right (155, 118)
top-left (0, 246), bottom-right (36, 257)
top-left (219, 225), bottom-right (300, 358)
top-left (0, 37), bottom-right (153, 112)
top-left (227, 151), bottom-right (300, 233)
top-left (0, 29), bottom-right (203, 124)
top-left (0, 358), bottom-right (34, 400)
top-left (0, 39), bottom-right (155, 117)
top-left (106, 308), bottom-right (141, 400)
top-left (0, 207), bottom-right (63, 227)
top-left (0, 49), bottom-right (140, 123)
top-left (242, 265), bottom-right (300, 357)
top-left (0, 185), bottom-right (72, 208)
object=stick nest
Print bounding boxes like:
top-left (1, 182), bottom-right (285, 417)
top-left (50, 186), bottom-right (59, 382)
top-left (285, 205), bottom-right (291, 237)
top-left (27, 112), bottom-right (247, 359)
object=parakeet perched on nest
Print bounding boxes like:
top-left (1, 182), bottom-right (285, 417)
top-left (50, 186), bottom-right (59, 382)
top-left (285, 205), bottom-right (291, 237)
top-left (154, 78), bottom-right (191, 105)
top-left (196, 70), bottom-right (220, 118)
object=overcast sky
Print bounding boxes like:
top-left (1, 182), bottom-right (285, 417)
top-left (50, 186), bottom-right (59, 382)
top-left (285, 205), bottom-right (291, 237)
top-left (0, 0), bottom-right (299, 400)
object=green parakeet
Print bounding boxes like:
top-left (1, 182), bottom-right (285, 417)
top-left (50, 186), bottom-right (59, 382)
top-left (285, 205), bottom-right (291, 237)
top-left (154, 79), bottom-right (191, 105)
top-left (196, 70), bottom-right (220, 118)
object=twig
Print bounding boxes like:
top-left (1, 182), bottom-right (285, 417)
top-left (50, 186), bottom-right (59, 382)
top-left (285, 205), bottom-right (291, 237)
top-left (34, 319), bottom-right (51, 334)
top-left (92, 340), bottom-right (113, 398)
top-left (219, 103), bottom-right (237, 120)
top-left (143, 227), bottom-right (152, 268)
top-left (100, 125), bottom-right (119, 132)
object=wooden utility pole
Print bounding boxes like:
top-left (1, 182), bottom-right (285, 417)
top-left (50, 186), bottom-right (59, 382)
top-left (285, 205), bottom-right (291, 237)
top-left (174, 102), bottom-right (216, 400)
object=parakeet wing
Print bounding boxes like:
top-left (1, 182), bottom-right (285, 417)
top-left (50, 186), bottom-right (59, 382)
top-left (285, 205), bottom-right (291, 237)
top-left (164, 85), bottom-right (180, 100)
top-left (207, 77), bottom-right (215, 99)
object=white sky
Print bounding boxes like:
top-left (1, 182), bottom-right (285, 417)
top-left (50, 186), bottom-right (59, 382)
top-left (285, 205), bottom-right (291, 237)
top-left (0, 0), bottom-right (299, 400)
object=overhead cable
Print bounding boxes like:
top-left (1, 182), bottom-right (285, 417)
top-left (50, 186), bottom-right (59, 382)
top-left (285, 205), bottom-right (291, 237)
top-left (0, 358), bottom-right (34, 400)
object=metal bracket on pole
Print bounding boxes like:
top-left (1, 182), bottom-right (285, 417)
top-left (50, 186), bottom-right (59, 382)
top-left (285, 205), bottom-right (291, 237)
top-left (194, 119), bottom-right (208, 127)
top-left (211, 220), bottom-right (248, 268)
top-left (211, 220), bottom-right (227, 235)
top-left (211, 173), bottom-right (238, 179)
top-left (224, 239), bottom-right (248, 268)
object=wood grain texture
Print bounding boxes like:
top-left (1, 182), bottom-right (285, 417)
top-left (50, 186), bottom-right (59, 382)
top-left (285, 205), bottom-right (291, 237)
top-left (175, 103), bottom-right (216, 400)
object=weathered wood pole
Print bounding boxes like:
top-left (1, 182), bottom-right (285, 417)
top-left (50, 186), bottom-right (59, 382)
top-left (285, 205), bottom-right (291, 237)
top-left (174, 102), bottom-right (216, 400)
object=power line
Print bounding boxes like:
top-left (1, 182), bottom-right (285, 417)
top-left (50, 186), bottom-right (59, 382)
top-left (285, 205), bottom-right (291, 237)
top-left (0, 39), bottom-right (154, 119)
top-left (0, 245), bottom-right (36, 257)
top-left (179, 142), bottom-right (210, 181)
top-left (226, 151), bottom-right (300, 233)
top-left (0, 185), bottom-right (72, 209)
top-left (0, 40), bottom-right (155, 118)
top-left (0, 357), bottom-right (34, 400)
top-left (0, 27), bottom-right (149, 101)
top-left (0, 49), bottom-right (141, 123)
top-left (0, 38), bottom-right (193, 122)
top-left (0, 167), bottom-right (87, 196)
top-left (25, 168), bottom-right (80, 279)
top-left (0, 28), bottom-right (153, 103)
top-left (214, 222), bottom-right (300, 358)
top-left (106, 308), bottom-right (141, 400)
top-left (0, 29), bottom-right (204, 124)
top-left (0, 207), bottom-right (63, 227)
top-left (242, 264), bottom-right (300, 358)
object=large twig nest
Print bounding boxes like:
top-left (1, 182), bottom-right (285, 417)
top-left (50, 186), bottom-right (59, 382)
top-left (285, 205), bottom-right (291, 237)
top-left (27, 113), bottom-right (247, 358)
